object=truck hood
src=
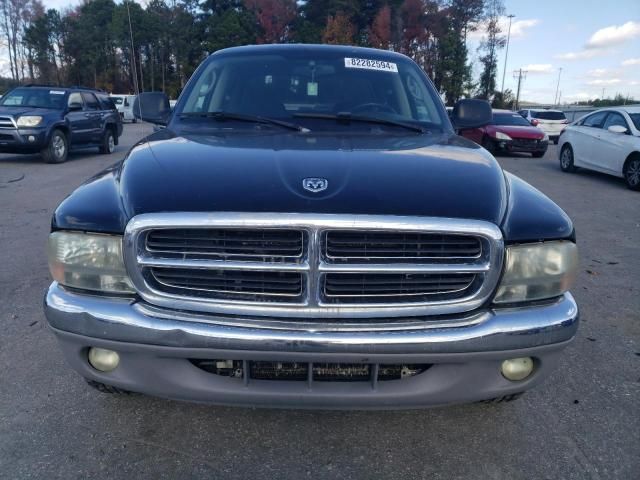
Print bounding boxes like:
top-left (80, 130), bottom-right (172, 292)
top-left (118, 130), bottom-right (507, 224)
top-left (0, 106), bottom-right (59, 118)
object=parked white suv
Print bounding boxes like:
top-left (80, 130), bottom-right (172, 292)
top-left (558, 106), bottom-right (640, 190)
top-left (519, 109), bottom-right (568, 144)
top-left (110, 94), bottom-right (137, 123)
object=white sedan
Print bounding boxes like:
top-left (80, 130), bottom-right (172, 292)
top-left (558, 106), bottom-right (640, 190)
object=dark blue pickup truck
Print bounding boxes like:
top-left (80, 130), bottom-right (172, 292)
top-left (44, 44), bottom-right (579, 408)
top-left (0, 85), bottom-right (122, 163)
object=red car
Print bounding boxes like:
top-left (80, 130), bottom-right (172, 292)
top-left (459, 109), bottom-right (549, 157)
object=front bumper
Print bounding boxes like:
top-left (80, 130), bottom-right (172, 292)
top-left (0, 127), bottom-right (47, 152)
top-left (495, 138), bottom-right (548, 154)
top-left (45, 283), bottom-right (579, 409)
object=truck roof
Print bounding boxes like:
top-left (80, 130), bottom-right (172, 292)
top-left (212, 43), bottom-right (411, 62)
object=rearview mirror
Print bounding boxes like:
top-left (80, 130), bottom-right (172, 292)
top-left (608, 125), bottom-right (627, 134)
top-left (68, 102), bottom-right (82, 112)
top-left (133, 92), bottom-right (171, 125)
top-left (451, 99), bottom-right (492, 130)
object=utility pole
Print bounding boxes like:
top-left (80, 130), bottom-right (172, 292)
top-left (513, 69), bottom-right (527, 110)
top-left (554, 67), bottom-right (562, 106)
top-left (501, 14), bottom-right (515, 94)
top-left (601, 87), bottom-right (605, 99)
top-left (126, 1), bottom-right (139, 95)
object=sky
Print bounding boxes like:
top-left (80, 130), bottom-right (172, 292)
top-left (7, 0), bottom-right (640, 104)
top-left (468, 0), bottom-right (640, 104)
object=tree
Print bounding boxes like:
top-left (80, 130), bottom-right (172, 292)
top-left (369, 4), bottom-right (391, 49)
top-left (200, 0), bottom-right (257, 53)
top-left (433, 0), bottom-right (484, 104)
top-left (322, 12), bottom-right (355, 45)
top-left (476, 0), bottom-right (505, 100)
top-left (244, 0), bottom-right (296, 44)
top-left (491, 88), bottom-right (514, 109)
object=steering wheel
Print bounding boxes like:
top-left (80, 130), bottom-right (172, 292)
top-left (351, 102), bottom-right (397, 114)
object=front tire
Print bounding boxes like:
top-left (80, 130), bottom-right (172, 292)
top-left (624, 156), bottom-right (640, 191)
top-left (99, 128), bottom-right (115, 154)
top-left (481, 136), bottom-right (495, 154)
top-left (42, 129), bottom-right (68, 164)
top-left (559, 144), bottom-right (576, 172)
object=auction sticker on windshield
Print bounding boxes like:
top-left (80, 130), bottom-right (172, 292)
top-left (344, 58), bottom-right (398, 73)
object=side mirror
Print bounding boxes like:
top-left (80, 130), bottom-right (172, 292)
top-left (451, 99), bottom-right (492, 130)
top-left (608, 125), bottom-right (627, 134)
top-left (133, 92), bottom-right (170, 125)
top-left (531, 119), bottom-right (539, 127)
top-left (68, 102), bottom-right (82, 112)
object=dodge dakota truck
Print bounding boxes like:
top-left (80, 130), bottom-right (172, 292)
top-left (44, 44), bottom-right (579, 408)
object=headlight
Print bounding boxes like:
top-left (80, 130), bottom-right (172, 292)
top-left (16, 115), bottom-right (43, 127)
top-left (493, 241), bottom-right (578, 304)
top-left (542, 133), bottom-right (549, 141)
top-left (494, 131), bottom-right (512, 140)
top-left (48, 232), bottom-right (134, 293)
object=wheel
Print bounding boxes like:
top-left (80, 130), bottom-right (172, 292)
top-left (132, 118), bottom-right (137, 124)
top-left (481, 136), bottom-right (495, 154)
top-left (559, 144), bottom-right (576, 172)
top-left (624, 156), bottom-right (640, 191)
top-left (532, 151), bottom-right (545, 158)
top-left (86, 379), bottom-right (131, 395)
top-left (99, 128), bottom-right (115, 154)
top-left (41, 129), bottom-right (68, 163)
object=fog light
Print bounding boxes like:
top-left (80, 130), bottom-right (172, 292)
top-left (28, 135), bottom-right (35, 142)
top-left (501, 357), bottom-right (534, 381)
top-left (88, 347), bottom-right (120, 372)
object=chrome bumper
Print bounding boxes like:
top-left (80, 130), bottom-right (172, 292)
top-left (45, 283), bottom-right (578, 355)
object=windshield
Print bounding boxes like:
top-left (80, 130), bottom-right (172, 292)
top-left (628, 113), bottom-right (640, 131)
top-left (180, 50), bottom-right (446, 131)
top-left (532, 110), bottom-right (566, 120)
top-left (0, 88), bottom-right (67, 109)
top-left (492, 112), bottom-right (533, 126)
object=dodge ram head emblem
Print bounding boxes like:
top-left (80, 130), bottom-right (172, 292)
top-left (302, 177), bottom-right (328, 193)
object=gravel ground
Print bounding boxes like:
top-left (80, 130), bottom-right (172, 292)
top-left (0, 126), bottom-right (638, 479)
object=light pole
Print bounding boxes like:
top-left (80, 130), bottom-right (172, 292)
top-left (501, 14), bottom-right (515, 94)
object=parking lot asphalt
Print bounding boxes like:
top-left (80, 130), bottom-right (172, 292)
top-left (0, 125), bottom-right (638, 479)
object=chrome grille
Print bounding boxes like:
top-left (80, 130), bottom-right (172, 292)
top-left (325, 231), bottom-right (481, 262)
top-left (125, 213), bottom-right (504, 319)
top-left (0, 116), bottom-right (15, 129)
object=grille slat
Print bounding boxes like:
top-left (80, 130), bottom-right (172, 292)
top-left (324, 273), bottom-right (476, 303)
top-left (0, 116), bottom-right (15, 129)
top-left (325, 231), bottom-right (481, 261)
top-left (151, 267), bottom-right (304, 300)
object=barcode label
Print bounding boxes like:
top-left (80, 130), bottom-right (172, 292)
top-left (344, 58), bottom-right (398, 73)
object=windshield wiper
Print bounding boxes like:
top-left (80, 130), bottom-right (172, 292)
top-left (180, 111), bottom-right (309, 132)
top-left (293, 112), bottom-right (425, 133)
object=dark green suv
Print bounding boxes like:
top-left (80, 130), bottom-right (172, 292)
top-left (0, 85), bottom-right (123, 163)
